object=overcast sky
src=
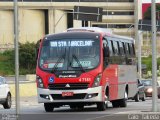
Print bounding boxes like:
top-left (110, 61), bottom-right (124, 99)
top-left (142, 0), bottom-right (160, 3)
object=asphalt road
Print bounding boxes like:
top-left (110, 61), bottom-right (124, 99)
top-left (0, 97), bottom-right (160, 120)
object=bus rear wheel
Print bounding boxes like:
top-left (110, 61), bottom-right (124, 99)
top-left (44, 103), bottom-right (54, 112)
top-left (119, 91), bottom-right (128, 107)
top-left (112, 100), bottom-right (119, 108)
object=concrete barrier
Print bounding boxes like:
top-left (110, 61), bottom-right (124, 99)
top-left (26, 74), bottom-right (36, 81)
top-left (9, 82), bottom-right (37, 97)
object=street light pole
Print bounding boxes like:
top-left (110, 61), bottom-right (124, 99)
top-left (151, 0), bottom-right (158, 112)
top-left (14, 0), bottom-right (20, 118)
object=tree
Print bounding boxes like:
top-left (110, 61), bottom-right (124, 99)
top-left (143, 4), bottom-right (160, 20)
top-left (19, 42), bottom-right (36, 72)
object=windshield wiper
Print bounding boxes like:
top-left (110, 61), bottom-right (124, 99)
top-left (72, 54), bottom-right (85, 73)
top-left (52, 49), bottom-right (66, 73)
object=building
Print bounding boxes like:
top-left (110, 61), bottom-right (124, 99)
top-left (0, 0), bottom-right (140, 50)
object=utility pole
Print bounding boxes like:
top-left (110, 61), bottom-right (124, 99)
top-left (151, 0), bottom-right (158, 112)
top-left (14, 0), bottom-right (20, 119)
top-left (138, 31), bottom-right (142, 79)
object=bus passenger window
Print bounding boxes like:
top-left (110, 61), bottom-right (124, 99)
top-left (119, 42), bottom-right (125, 55)
top-left (117, 41), bottom-right (120, 55)
top-left (125, 43), bottom-right (129, 55)
top-left (127, 43), bottom-right (131, 55)
top-left (111, 41), bottom-right (115, 54)
top-left (108, 40), bottom-right (113, 56)
top-left (122, 42), bottom-right (126, 55)
top-left (129, 43), bottom-right (134, 56)
top-left (112, 41), bottom-right (118, 55)
top-left (131, 43), bottom-right (135, 56)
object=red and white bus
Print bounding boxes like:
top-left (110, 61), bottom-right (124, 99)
top-left (36, 27), bottom-right (137, 112)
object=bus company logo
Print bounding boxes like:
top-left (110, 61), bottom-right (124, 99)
top-left (65, 84), bottom-right (70, 88)
top-left (49, 77), bottom-right (54, 83)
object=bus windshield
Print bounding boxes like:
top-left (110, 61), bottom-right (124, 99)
top-left (39, 38), bottom-right (100, 72)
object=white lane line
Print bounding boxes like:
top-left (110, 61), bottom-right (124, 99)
top-left (86, 114), bottom-right (116, 120)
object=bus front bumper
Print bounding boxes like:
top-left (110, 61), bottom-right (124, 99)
top-left (37, 86), bottom-right (103, 103)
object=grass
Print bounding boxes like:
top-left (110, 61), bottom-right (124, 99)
top-left (0, 53), bottom-right (14, 76)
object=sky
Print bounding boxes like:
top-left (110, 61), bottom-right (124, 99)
top-left (142, 0), bottom-right (160, 3)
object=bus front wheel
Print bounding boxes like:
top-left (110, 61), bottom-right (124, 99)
top-left (44, 103), bottom-right (54, 112)
top-left (96, 93), bottom-right (108, 111)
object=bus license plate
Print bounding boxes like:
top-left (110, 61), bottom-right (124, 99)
top-left (62, 92), bottom-right (74, 97)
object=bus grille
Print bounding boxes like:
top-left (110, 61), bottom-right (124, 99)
top-left (51, 93), bottom-right (86, 100)
top-left (48, 83), bottom-right (89, 90)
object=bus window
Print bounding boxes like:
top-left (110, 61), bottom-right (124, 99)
top-left (131, 43), bottom-right (135, 56)
top-left (111, 40), bottom-right (115, 54)
top-left (125, 43), bottom-right (129, 55)
top-left (129, 43), bottom-right (134, 56)
top-left (122, 42), bottom-right (126, 54)
top-left (108, 40), bottom-right (113, 56)
top-left (117, 41), bottom-right (120, 55)
top-left (127, 43), bottom-right (131, 55)
top-left (112, 41), bottom-right (119, 55)
top-left (119, 42), bottom-right (125, 55)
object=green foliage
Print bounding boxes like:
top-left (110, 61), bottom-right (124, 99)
top-left (19, 42), bottom-right (36, 71)
top-left (0, 50), bottom-right (15, 76)
top-left (142, 55), bottom-right (152, 71)
top-left (142, 55), bottom-right (160, 71)
top-left (0, 42), bottom-right (36, 75)
top-left (144, 4), bottom-right (160, 20)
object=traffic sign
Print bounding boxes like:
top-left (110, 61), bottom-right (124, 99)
top-left (73, 6), bottom-right (103, 22)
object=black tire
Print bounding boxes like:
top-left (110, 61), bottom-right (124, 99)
top-left (3, 93), bottom-right (12, 109)
top-left (119, 91), bottom-right (127, 107)
top-left (44, 103), bottom-right (54, 112)
top-left (97, 89), bottom-right (109, 111)
top-left (112, 100), bottom-right (119, 108)
top-left (77, 105), bottom-right (84, 110)
top-left (142, 93), bottom-right (146, 101)
top-left (135, 93), bottom-right (140, 102)
top-left (97, 102), bottom-right (107, 111)
top-left (70, 105), bottom-right (84, 110)
top-left (70, 105), bottom-right (77, 109)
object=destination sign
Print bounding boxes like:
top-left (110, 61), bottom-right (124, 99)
top-left (50, 40), bottom-right (94, 47)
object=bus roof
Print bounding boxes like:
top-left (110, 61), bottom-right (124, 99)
top-left (67, 27), bottom-right (134, 42)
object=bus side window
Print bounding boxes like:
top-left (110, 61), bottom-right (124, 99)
top-left (111, 40), bottom-right (115, 54)
top-left (125, 43), bottom-right (129, 56)
top-left (117, 41), bottom-right (120, 55)
top-left (119, 42), bottom-right (125, 55)
top-left (112, 41), bottom-right (118, 55)
top-left (129, 43), bottom-right (134, 56)
top-left (108, 40), bottom-right (113, 56)
top-left (103, 39), bottom-right (110, 67)
top-left (122, 42), bottom-right (126, 55)
top-left (131, 43), bottom-right (135, 56)
top-left (127, 43), bottom-right (131, 55)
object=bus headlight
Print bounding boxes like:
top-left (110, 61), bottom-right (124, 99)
top-left (36, 76), bottom-right (44, 88)
top-left (92, 74), bottom-right (102, 87)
